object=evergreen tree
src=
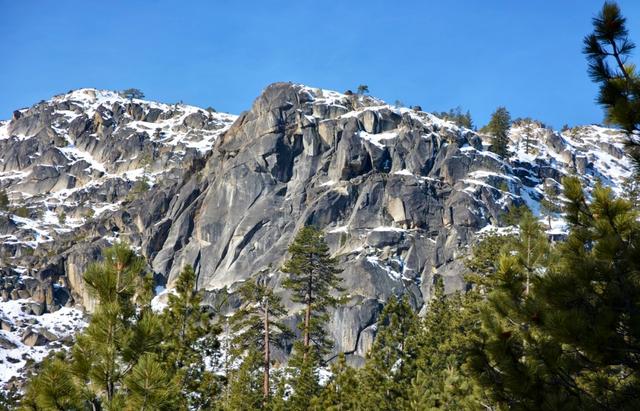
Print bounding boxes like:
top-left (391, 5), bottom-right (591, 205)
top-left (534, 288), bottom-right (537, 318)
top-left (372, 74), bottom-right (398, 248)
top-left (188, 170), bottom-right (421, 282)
top-left (620, 174), bottom-right (640, 208)
top-left (160, 264), bottom-right (221, 410)
top-left (310, 353), bottom-right (360, 411)
top-left (281, 226), bottom-right (344, 360)
top-left (20, 356), bottom-right (83, 411)
top-left (123, 353), bottom-right (177, 411)
top-left (70, 242), bottom-right (162, 408)
top-left (120, 88), bottom-right (145, 100)
top-left (486, 106), bottom-right (512, 157)
top-left (468, 177), bottom-right (640, 409)
top-left (584, 1), bottom-right (640, 171)
top-left (356, 84), bottom-right (369, 95)
top-left (535, 177), bottom-right (640, 408)
top-left (434, 107), bottom-right (474, 129)
top-left (0, 189), bottom-right (8, 211)
top-left (357, 296), bottom-right (420, 410)
top-left (540, 180), bottom-right (562, 229)
top-left (228, 273), bottom-right (291, 403)
top-left (521, 121), bottom-right (535, 154)
top-left (287, 341), bottom-right (322, 411)
top-left (21, 243), bottom-right (167, 410)
top-left (408, 278), bottom-right (484, 410)
top-left (224, 350), bottom-right (264, 411)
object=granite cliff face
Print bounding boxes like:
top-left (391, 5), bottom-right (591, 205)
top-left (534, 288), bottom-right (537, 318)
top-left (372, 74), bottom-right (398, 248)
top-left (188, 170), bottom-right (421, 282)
top-left (0, 83), bottom-right (633, 371)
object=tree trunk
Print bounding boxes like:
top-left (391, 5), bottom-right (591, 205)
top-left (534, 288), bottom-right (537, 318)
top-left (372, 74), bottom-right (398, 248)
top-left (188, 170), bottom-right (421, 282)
top-left (303, 301), bottom-right (311, 362)
top-left (263, 298), bottom-right (270, 403)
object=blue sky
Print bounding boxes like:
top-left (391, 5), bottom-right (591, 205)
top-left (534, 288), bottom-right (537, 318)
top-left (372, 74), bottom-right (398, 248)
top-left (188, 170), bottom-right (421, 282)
top-left (1, 0), bottom-right (639, 128)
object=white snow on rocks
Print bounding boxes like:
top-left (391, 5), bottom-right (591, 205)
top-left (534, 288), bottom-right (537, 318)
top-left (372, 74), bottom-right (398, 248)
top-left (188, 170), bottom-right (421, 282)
top-left (0, 299), bottom-right (87, 385)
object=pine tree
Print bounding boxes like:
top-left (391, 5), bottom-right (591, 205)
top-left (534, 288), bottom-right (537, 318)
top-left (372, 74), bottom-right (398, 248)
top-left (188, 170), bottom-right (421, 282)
top-left (20, 356), bottom-right (83, 411)
top-left (0, 189), bottom-right (8, 211)
top-left (225, 349), bottom-right (264, 411)
top-left (620, 174), bottom-right (640, 208)
top-left (486, 106), bottom-right (512, 157)
top-left (357, 296), bottom-right (420, 411)
top-left (512, 209), bottom-right (550, 296)
top-left (468, 177), bottom-right (640, 409)
top-left (120, 88), bottom-right (145, 100)
top-left (160, 264), bottom-right (221, 409)
top-left (584, 1), bottom-right (640, 171)
top-left (310, 353), bottom-right (360, 411)
top-left (434, 107), bottom-right (474, 129)
top-left (408, 278), bottom-right (484, 410)
top-left (521, 122), bottom-right (534, 154)
top-left (534, 176), bottom-right (640, 408)
top-left (123, 353), bottom-right (178, 411)
top-left (357, 85), bottom-right (369, 95)
top-left (228, 273), bottom-right (292, 404)
top-left (21, 243), bottom-right (169, 410)
top-left (281, 226), bottom-right (344, 360)
top-left (70, 242), bottom-right (163, 408)
top-left (287, 341), bottom-right (322, 411)
top-left (465, 210), bottom-right (562, 409)
top-left (540, 180), bottom-right (562, 229)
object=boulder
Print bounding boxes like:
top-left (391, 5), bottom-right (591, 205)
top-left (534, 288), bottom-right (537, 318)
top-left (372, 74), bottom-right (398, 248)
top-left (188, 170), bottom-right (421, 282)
top-left (21, 328), bottom-right (54, 347)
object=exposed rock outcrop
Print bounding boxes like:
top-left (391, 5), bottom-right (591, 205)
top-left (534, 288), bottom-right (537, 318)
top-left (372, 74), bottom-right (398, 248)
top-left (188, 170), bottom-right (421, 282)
top-left (0, 84), bottom-right (633, 364)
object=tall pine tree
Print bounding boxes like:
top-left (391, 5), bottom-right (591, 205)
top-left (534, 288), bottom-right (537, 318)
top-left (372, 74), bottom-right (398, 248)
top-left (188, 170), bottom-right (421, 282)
top-left (281, 226), bottom-right (344, 409)
top-left (227, 273), bottom-right (292, 404)
top-left (584, 1), bottom-right (640, 171)
top-left (281, 226), bottom-right (344, 360)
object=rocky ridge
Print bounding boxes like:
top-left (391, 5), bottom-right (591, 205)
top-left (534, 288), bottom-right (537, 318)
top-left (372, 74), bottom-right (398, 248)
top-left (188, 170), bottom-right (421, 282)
top-left (0, 83), bottom-right (633, 382)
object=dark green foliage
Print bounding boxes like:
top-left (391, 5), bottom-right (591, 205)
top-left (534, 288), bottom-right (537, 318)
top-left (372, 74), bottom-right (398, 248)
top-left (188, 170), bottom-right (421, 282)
top-left (229, 275), bottom-right (291, 360)
top-left (282, 226), bottom-right (344, 359)
top-left (224, 350), bottom-right (265, 411)
top-left (287, 342), bottom-right (322, 411)
top-left (21, 244), bottom-right (221, 411)
top-left (71, 242), bottom-right (160, 407)
top-left (356, 85), bottom-right (369, 95)
top-left (584, 1), bottom-right (640, 171)
top-left (20, 357), bottom-right (83, 411)
top-left (486, 106), bottom-right (512, 157)
top-left (408, 277), bottom-right (485, 410)
top-left (310, 353), bottom-right (360, 410)
top-left (536, 176), bottom-right (640, 408)
top-left (123, 353), bottom-right (178, 411)
top-left (0, 189), bottom-right (8, 211)
top-left (160, 264), bottom-right (221, 409)
top-left (0, 386), bottom-right (19, 411)
top-left (501, 203), bottom-right (530, 227)
top-left (228, 274), bottom-right (292, 403)
top-left (357, 296), bottom-right (420, 410)
top-left (131, 175), bottom-right (150, 195)
top-left (621, 174), bottom-right (640, 208)
top-left (434, 106), bottom-right (474, 129)
top-left (467, 177), bottom-right (640, 409)
top-left (13, 206), bottom-right (28, 218)
top-left (120, 88), bottom-right (145, 100)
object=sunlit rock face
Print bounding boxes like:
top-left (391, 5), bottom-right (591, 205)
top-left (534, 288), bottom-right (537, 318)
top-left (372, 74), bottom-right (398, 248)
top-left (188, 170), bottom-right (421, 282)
top-left (0, 83), bottom-right (632, 367)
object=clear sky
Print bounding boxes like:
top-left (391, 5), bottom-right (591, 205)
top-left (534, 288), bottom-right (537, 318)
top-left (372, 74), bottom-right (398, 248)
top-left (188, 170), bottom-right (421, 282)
top-left (1, 0), bottom-right (639, 128)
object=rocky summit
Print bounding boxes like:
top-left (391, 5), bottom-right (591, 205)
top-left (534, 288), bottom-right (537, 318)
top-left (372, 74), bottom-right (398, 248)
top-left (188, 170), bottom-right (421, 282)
top-left (0, 83), bottom-right (632, 383)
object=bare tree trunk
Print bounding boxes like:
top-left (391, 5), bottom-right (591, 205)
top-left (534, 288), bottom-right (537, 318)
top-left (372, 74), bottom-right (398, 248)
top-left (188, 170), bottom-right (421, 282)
top-left (263, 298), bottom-right (270, 403)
